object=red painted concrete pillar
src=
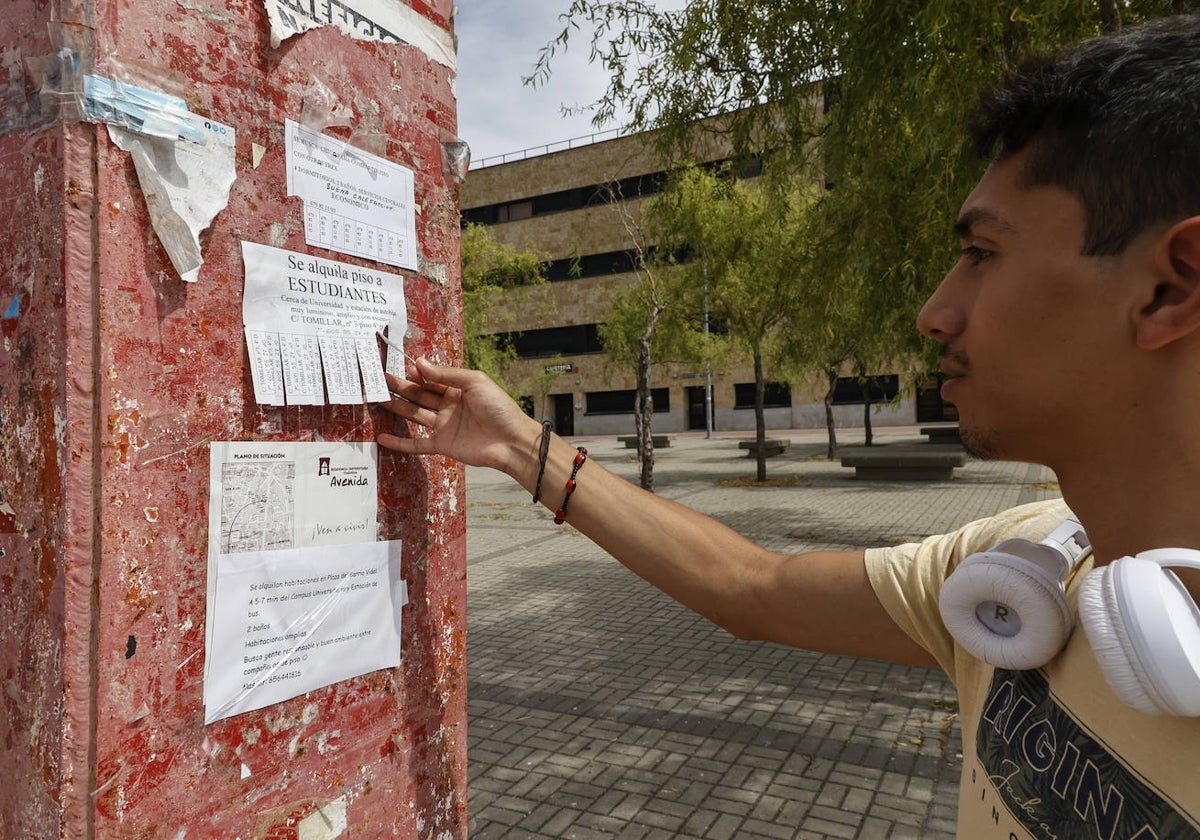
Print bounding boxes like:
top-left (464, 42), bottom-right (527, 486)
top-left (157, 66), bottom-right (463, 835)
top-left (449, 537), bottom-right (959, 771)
top-left (0, 0), bottom-right (466, 836)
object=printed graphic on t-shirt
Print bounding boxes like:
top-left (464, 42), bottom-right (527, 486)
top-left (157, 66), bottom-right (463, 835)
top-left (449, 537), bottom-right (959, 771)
top-left (973, 668), bottom-right (1199, 839)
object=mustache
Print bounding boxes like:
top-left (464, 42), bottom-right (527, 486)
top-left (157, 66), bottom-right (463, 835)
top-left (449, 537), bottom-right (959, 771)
top-left (941, 346), bottom-right (970, 371)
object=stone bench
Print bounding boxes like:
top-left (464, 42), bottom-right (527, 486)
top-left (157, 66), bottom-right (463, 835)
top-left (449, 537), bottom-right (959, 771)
top-left (617, 435), bottom-right (671, 449)
top-left (919, 425), bottom-right (963, 446)
top-left (738, 438), bottom-right (791, 458)
top-left (840, 446), bottom-right (966, 481)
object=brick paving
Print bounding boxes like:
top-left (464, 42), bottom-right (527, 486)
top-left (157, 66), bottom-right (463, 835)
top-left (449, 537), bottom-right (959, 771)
top-left (465, 427), bottom-right (1059, 839)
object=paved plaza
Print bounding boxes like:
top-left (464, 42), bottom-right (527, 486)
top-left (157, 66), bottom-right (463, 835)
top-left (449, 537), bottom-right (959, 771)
top-left (465, 426), bottom-right (1060, 839)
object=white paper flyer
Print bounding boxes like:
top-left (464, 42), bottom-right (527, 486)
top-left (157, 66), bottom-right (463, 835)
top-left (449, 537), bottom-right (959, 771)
top-left (241, 240), bottom-right (408, 405)
top-left (204, 539), bottom-right (405, 724)
top-left (204, 441), bottom-right (406, 724)
top-left (285, 119), bottom-right (419, 271)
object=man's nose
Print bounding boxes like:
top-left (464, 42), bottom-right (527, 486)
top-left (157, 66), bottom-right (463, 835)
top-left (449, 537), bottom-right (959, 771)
top-left (916, 278), bottom-right (965, 341)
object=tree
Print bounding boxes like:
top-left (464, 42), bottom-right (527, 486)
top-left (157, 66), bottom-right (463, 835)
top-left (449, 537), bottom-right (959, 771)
top-left (460, 223), bottom-right (548, 394)
top-left (596, 180), bottom-right (715, 490)
top-left (777, 202), bottom-right (901, 458)
top-left (533, 1), bottom-right (1191, 414)
top-left (646, 167), bottom-right (820, 481)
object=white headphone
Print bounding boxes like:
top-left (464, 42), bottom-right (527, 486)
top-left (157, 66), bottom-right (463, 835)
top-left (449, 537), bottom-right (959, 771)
top-left (938, 516), bottom-right (1200, 716)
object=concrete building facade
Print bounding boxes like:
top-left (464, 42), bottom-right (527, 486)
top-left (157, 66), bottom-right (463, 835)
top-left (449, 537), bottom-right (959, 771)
top-left (460, 129), bottom-right (950, 438)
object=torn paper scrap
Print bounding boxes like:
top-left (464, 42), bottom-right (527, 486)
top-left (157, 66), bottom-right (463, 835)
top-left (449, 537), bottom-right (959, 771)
top-left (82, 75), bottom-right (208, 142)
top-left (262, 0), bottom-right (455, 69)
top-left (241, 241), bottom-right (408, 406)
top-left (83, 76), bottom-right (236, 283)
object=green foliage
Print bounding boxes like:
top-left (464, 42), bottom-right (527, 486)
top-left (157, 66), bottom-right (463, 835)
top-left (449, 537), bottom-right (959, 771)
top-left (460, 223), bottom-right (548, 392)
top-left (591, 175), bottom-right (720, 489)
top-left (648, 168), bottom-right (820, 366)
top-left (597, 268), bottom-right (717, 372)
top-left (596, 176), bottom-right (725, 378)
top-left (534, 0), bottom-right (1189, 384)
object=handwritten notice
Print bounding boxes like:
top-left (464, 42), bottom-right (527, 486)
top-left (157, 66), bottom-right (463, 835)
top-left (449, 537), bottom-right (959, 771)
top-left (204, 441), bottom-right (406, 723)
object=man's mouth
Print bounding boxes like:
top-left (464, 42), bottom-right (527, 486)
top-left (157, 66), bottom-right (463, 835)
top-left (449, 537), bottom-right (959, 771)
top-left (939, 347), bottom-right (970, 379)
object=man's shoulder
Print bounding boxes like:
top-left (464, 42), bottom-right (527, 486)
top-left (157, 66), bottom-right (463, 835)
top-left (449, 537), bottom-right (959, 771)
top-left (876, 497), bottom-right (1073, 563)
top-left (980, 497), bottom-right (1073, 537)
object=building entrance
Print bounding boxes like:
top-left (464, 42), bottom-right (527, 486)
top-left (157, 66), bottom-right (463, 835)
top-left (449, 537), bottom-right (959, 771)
top-left (686, 386), bottom-right (712, 432)
top-left (551, 393), bottom-right (575, 436)
top-left (915, 381), bottom-right (959, 423)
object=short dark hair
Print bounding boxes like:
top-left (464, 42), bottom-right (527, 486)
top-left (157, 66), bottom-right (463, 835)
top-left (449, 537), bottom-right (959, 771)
top-left (969, 13), bottom-right (1200, 256)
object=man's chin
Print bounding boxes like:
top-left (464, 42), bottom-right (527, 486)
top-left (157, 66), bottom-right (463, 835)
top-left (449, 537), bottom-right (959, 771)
top-left (958, 423), bottom-right (1002, 460)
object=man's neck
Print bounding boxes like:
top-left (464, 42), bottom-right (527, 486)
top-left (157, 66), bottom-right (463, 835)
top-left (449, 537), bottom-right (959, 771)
top-left (1057, 455), bottom-right (1200, 600)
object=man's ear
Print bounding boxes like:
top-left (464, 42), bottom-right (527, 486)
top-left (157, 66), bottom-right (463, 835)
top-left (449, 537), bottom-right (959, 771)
top-left (1134, 216), bottom-right (1200, 350)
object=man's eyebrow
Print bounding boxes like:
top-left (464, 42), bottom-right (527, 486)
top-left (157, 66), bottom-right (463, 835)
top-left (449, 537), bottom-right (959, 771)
top-left (954, 207), bottom-right (1017, 239)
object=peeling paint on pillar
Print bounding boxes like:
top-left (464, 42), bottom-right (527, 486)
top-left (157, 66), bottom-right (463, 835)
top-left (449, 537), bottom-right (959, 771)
top-left (1, 0), bottom-right (466, 836)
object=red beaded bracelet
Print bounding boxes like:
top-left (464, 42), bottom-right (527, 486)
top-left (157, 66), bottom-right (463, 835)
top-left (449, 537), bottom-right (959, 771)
top-left (553, 447), bottom-right (588, 524)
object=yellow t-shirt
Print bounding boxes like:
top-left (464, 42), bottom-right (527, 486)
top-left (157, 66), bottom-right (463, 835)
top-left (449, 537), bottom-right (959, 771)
top-left (865, 498), bottom-right (1200, 840)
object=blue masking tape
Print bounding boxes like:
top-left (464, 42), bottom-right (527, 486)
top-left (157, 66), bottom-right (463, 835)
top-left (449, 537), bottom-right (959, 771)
top-left (81, 75), bottom-right (208, 144)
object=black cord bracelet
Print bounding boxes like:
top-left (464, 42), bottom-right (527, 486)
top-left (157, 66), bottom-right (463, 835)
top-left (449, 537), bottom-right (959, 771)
top-left (531, 420), bottom-right (553, 504)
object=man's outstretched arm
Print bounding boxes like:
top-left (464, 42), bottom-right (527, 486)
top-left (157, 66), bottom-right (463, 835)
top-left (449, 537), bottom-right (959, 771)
top-left (379, 359), bottom-right (936, 668)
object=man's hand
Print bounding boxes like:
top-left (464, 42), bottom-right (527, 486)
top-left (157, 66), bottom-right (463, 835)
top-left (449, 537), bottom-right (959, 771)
top-left (377, 358), bottom-right (541, 478)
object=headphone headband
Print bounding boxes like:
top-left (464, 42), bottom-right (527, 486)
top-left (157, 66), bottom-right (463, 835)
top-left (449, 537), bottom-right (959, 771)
top-left (1133, 548), bottom-right (1200, 571)
top-left (1042, 515), bottom-right (1090, 570)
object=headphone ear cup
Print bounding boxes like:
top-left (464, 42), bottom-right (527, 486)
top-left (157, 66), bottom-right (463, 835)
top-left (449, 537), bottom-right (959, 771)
top-left (940, 550), bottom-right (1074, 671)
top-left (1078, 555), bottom-right (1200, 716)
top-left (1077, 567), bottom-right (1164, 715)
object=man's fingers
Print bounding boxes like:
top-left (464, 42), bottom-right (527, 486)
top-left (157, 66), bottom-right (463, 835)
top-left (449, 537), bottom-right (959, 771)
top-left (378, 431), bottom-right (440, 455)
top-left (389, 358), bottom-right (451, 394)
top-left (411, 357), bottom-right (466, 390)
top-left (384, 373), bottom-right (446, 412)
top-left (382, 395), bottom-right (438, 428)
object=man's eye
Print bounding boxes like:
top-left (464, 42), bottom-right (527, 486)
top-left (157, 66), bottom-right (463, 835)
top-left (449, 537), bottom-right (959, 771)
top-left (961, 245), bottom-right (993, 265)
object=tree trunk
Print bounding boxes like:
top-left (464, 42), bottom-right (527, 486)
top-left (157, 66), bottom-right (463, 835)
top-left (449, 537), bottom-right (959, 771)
top-left (858, 363), bottom-right (874, 447)
top-left (753, 348), bottom-right (767, 482)
top-left (1098, 0), bottom-right (1121, 32)
top-left (635, 322), bottom-right (657, 491)
top-left (823, 365), bottom-right (838, 459)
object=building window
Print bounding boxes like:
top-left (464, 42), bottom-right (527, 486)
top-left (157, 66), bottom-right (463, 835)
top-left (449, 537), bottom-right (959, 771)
top-left (460, 155), bottom-right (762, 227)
top-left (544, 249), bottom-right (643, 282)
top-left (915, 380), bottom-right (958, 423)
top-left (586, 388), bottom-right (670, 415)
top-left (493, 324), bottom-right (604, 358)
top-left (461, 205), bottom-right (498, 224)
top-left (734, 382), bottom-right (792, 409)
top-left (496, 201), bottom-right (532, 222)
top-left (831, 374), bottom-right (900, 405)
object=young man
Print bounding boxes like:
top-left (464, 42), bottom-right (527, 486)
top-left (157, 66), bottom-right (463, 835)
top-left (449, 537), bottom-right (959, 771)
top-left (380, 15), bottom-right (1200, 838)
